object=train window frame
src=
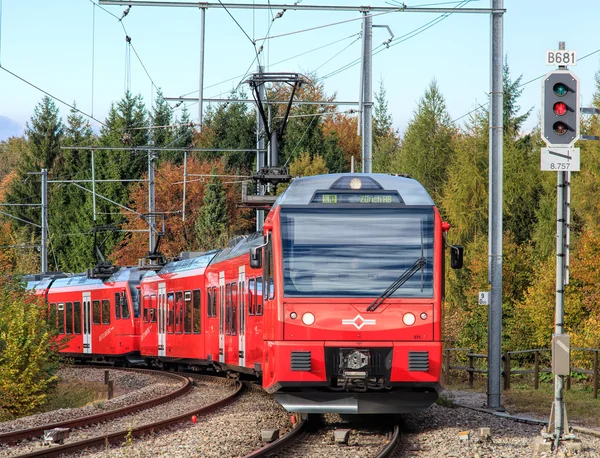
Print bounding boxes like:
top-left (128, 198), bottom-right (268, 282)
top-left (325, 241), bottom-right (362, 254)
top-left (143, 295), bottom-right (149, 323)
top-left (231, 282), bottom-right (237, 337)
top-left (66, 302), bottom-right (73, 334)
top-left (248, 278), bottom-right (255, 316)
top-left (73, 301), bottom-right (81, 334)
top-left (114, 292), bottom-right (121, 319)
top-left (184, 290), bottom-right (192, 334)
top-left (213, 287), bottom-right (218, 317)
top-left (121, 291), bottom-right (130, 319)
top-left (225, 283), bottom-right (231, 336)
top-left (175, 291), bottom-right (183, 334)
top-left (193, 289), bottom-right (201, 334)
top-left (49, 303), bottom-right (57, 329)
top-left (150, 294), bottom-right (157, 323)
top-left (102, 299), bottom-right (111, 325)
top-left (167, 292), bottom-right (175, 334)
top-left (256, 276), bottom-right (263, 316)
top-left (207, 289), bottom-right (213, 318)
top-left (57, 303), bottom-right (65, 335)
top-left (93, 300), bottom-right (101, 325)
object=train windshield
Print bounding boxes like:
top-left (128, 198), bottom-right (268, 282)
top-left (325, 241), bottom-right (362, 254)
top-left (280, 207), bottom-right (434, 298)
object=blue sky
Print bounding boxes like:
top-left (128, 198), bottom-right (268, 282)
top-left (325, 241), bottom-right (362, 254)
top-left (0, 0), bottom-right (599, 141)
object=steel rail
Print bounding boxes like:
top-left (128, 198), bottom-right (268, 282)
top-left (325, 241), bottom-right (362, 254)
top-left (374, 424), bottom-right (401, 458)
top-left (14, 375), bottom-right (243, 458)
top-left (1, 368), bottom-right (191, 445)
top-left (242, 417), bottom-right (308, 457)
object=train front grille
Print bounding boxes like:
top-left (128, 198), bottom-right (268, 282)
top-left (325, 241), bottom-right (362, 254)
top-left (408, 351), bottom-right (429, 372)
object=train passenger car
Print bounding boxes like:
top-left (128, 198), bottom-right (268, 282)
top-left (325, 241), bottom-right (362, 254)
top-left (249, 173), bottom-right (462, 414)
top-left (203, 233), bottom-right (266, 374)
top-left (43, 268), bottom-right (144, 363)
top-left (138, 251), bottom-right (218, 367)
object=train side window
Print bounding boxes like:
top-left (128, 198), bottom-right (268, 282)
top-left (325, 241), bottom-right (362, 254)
top-left (225, 283), bottom-right (231, 336)
top-left (248, 278), bottom-right (255, 316)
top-left (57, 303), bottom-right (65, 335)
top-left (167, 293), bottom-right (174, 334)
top-left (231, 282), bottom-right (237, 336)
top-left (143, 295), bottom-right (149, 322)
top-left (206, 289), bottom-right (212, 318)
top-left (256, 277), bottom-right (263, 316)
top-left (49, 303), bottom-right (57, 328)
top-left (175, 291), bottom-right (183, 333)
top-left (151, 295), bottom-right (157, 323)
top-left (213, 287), bottom-right (218, 317)
top-left (121, 292), bottom-right (130, 319)
top-left (73, 301), bottom-right (81, 334)
top-left (66, 302), bottom-right (73, 334)
top-left (184, 291), bottom-right (192, 333)
top-left (93, 300), bottom-right (101, 325)
top-left (193, 289), bottom-right (201, 333)
top-left (115, 293), bottom-right (121, 319)
top-left (102, 300), bottom-right (110, 324)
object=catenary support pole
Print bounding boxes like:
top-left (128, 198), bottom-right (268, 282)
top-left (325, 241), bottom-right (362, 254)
top-left (198, 7), bottom-right (206, 129)
top-left (487, 0), bottom-right (503, 410)
top-left (41, 168), bottom-right (48, 274)
top-left (361, 11), bottom-right (373, 173)
top-left (148, 148), bottom-right (156, 254)
top-left (256, 65), bottom-right (266, 231)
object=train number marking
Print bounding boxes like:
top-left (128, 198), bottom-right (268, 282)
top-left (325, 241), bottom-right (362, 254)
top-left (341, 315), bottom-right (376, 330)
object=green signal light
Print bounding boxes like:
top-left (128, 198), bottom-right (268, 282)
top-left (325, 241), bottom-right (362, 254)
top-left (553, 82), bottom-right (568, 96)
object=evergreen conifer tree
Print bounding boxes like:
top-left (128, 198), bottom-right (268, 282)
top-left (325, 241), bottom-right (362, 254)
top-left (195, 167), bottom-right (229, 250)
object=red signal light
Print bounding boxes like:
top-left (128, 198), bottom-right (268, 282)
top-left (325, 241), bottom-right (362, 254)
top-left (553, 102), bottom-right (567, 116)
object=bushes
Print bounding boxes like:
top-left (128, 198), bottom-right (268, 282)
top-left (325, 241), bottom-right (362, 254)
top-left (0, 274), bottom-right (62, 419)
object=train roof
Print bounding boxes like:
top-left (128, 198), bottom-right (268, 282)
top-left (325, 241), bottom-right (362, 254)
top-left (272, 173), bottom-right (434, 207)
top-left (210, 232), bottom-right (264, 265)
top-left (48, 267), bottom-right (146, 289)
top-left (144, 250), bottom-right (220, 279)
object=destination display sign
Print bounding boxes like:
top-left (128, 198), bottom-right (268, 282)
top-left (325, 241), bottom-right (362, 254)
top-left (311, 192), bottom-right (402, 205)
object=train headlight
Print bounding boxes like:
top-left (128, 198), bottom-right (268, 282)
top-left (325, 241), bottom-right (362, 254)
top-left (420, 312), bottom-right (428, 320)
top-left (402, 313), bottom-right (416, 326)
top-left (302, 312), bottom-right (315, 326)
top-left (290, 312), bottom-right (297, 320)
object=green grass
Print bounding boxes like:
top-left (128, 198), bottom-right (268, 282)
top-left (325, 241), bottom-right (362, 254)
top-left (35, 379), bottom-right (108, 414)
top-left (445, 377), bottom-right (600, 428)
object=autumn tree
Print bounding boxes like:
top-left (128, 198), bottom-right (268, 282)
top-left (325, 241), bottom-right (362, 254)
top-left (0, 274), bottom-right (62, 419)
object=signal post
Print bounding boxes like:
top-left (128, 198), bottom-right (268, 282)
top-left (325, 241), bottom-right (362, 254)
top-left (540, 42), bottom-right (580, 450)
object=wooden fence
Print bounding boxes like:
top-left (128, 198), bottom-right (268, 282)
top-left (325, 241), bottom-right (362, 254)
top-left (444, 347), bottom-right (600, 399)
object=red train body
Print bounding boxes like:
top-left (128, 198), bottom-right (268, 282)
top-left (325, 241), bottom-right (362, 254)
top-left (28, 173), bottom-right (460, 414)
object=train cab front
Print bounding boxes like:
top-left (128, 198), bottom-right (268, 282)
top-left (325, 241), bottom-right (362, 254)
top-left (256, 174), bottom-right (458, 415)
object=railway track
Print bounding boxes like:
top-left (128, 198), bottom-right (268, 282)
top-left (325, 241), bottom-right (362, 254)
top-left (0, 367), bottom-right (191, 445)
top-left (243, 415), bottom-right (401, 458)
top-left (6, 374), bottom-right (242, 458)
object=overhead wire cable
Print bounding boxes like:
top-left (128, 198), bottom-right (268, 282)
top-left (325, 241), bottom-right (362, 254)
top-left (451, 45), bottom-right (600, 124)
top-left (0, 65), bottom-right (108, 127)
top-left (319, 0), bottom-right (471, 81)
top-left (254, 9), bottom-right (400, 43)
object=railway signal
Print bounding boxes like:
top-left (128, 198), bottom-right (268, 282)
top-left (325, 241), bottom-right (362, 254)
top-left (541, 70), bottom-right (580, 147)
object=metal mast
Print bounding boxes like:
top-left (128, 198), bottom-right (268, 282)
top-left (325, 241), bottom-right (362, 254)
top-left (487, 0), bottom-right (504, 410)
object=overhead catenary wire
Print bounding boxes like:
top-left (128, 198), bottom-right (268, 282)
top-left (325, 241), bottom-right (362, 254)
top-left (0, 65), bottom-right (108, 127)
top-left (451, 45), bottom-right (600, 125)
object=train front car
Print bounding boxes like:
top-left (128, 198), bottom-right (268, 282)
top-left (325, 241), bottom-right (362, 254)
top-left (258, 173), bottom-right (455, 414)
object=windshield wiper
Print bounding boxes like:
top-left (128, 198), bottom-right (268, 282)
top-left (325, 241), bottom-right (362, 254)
top-left (366, 256), bottom-right (427, 312)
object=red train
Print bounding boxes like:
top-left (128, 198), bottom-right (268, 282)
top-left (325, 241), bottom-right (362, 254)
top-left (28, 173), bottom-right (463, 414)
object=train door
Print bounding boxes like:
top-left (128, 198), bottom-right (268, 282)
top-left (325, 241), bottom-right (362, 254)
top-left (83, 292), bottom-right (92, 354)
top-left (219, 271), bottom-right (225, 363)
top-left (238, 266), bottom-right (246, 367)
top-left (158, 283), bottom-right (166, 357)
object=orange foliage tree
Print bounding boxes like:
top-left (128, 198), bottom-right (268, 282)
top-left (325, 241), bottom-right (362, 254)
top-left (110, 158), bottom-right (253, 265)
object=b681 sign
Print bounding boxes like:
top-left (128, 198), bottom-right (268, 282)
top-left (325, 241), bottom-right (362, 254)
top-left (546, 50), bottom-right (577, 66)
